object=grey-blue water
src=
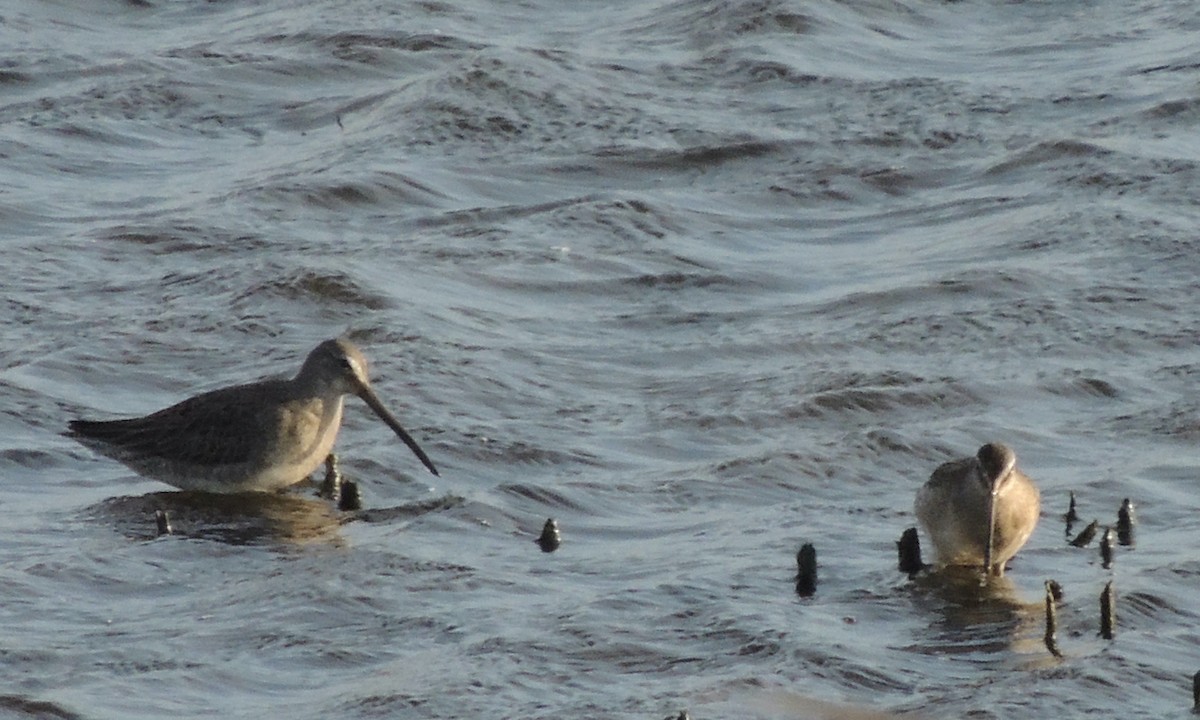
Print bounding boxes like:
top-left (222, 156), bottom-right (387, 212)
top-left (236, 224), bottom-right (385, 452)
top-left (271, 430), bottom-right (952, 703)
top-left (3, 0), bottom-right (1200, 717)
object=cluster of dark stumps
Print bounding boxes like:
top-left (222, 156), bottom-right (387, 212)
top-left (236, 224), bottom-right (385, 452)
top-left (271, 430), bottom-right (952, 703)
top-left (793, 493), bottom-right (1133, 638)
top-left (1036, 492), bottom-right (1133, 654)
top-left (794, 493), bottom-right (1200, 711)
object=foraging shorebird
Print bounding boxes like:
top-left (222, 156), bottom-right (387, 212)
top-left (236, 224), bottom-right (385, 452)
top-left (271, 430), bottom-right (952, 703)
top-left (68, 337), bottom-right (439, 493)
top-left (915, 442), bottom-right (1039, 576)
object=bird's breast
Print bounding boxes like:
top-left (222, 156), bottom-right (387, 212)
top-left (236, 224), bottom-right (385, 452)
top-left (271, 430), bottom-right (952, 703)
top-left (249, 396), bottom-right (344, 490)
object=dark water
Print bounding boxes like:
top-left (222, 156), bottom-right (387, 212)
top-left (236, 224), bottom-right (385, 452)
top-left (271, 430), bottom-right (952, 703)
top-left (3, 0), bottom-right (1200, 717)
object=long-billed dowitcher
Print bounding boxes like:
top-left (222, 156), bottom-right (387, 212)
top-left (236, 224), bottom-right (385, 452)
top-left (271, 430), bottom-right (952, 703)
top-left (914, 442), bottom-right (1039, 576)
top-left (68, 337), bottom-right (439, 493)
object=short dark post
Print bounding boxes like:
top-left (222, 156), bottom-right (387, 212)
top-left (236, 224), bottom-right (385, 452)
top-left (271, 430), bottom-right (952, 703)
top-left (537, 518), bottom-right (561, 553)
top-left (338, 478), bottom-right (362, 511)
top-left (795, 543), bottom-right (817, 597)
top-left (1117, 498), bottom-right (1136, 547)
top-left (1044, 580), bottom-right (1062, 658)
top-left (897, 527), bottom-right (924, 575)
top-left (155, 510), bottom-right (172, 537)
top-left (1100, 527), bottom-right (1115, 569)
top-left (1069, 519), bottom-right (1099, 548)
top-left (1100, 581), bottom-right (1116, 640)
top-left (1063, 491), bottom-right (1079, 532)
top-left (319, 453), bottom-right (341, 499)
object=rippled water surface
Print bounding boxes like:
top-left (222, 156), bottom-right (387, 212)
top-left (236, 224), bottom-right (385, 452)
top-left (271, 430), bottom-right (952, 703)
top-left (3, 0), bottom-right (1200, 717)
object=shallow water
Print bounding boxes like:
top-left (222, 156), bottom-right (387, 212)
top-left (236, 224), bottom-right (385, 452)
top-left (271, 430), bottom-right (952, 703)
top-left (3, 0), bottom-right (1200, 717)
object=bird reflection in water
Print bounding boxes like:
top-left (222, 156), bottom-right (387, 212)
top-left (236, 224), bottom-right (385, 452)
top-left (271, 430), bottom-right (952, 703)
top-left (92, 491), bottom-right (347, 546)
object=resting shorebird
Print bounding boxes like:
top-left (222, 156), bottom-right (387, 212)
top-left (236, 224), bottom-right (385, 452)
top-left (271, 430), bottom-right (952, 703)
top-left (68, 337), bottom-right (439, 493)
top-left (914, 442), bottom-right (1039, 576)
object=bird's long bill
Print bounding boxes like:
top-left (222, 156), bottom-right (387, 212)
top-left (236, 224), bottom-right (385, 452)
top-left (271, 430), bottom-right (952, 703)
top-left (984, 481), bottom-right (999, 576)
top-left (358, 385), bottom-right (440, 477)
